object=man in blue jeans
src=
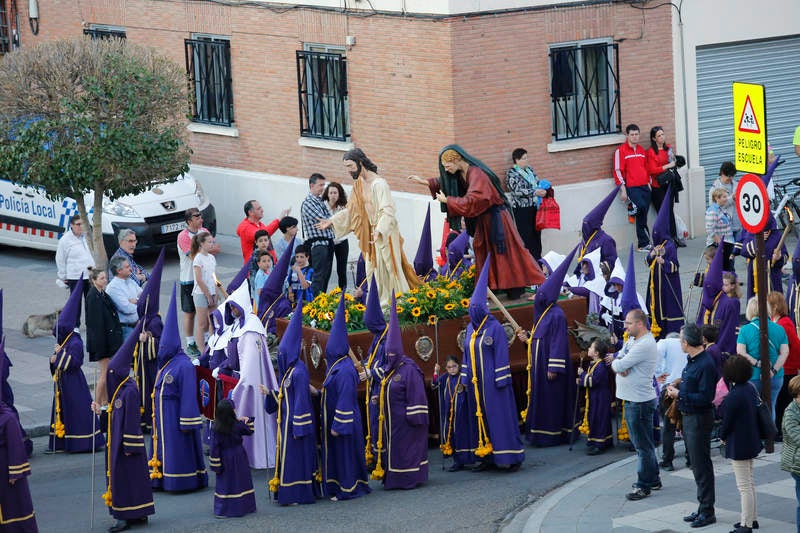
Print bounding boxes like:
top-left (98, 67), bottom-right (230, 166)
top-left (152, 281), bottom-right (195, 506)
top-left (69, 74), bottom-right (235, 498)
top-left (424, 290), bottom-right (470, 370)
top-left (611, 309), bottom-right (660, 500)
top-left (667, 324), bottom-right (718, 528)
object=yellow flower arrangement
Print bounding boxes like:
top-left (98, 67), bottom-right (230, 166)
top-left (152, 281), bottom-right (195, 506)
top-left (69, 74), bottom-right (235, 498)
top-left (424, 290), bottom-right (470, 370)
top-left (411, 307), bottom-right (422, 317)
top-left (300, 290), bottom-right (366, 331)
top-left (426, 290), bottom-right (437, 299)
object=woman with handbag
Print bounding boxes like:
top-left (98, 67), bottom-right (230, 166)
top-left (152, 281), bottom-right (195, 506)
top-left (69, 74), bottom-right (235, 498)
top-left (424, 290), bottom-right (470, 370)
top-left (646, 126), bottom-right (683, 246)
top-left (505, 148), bottom-right (550, 261)
top-left (85, 268), bottom-right (123, 408)
top-left (719, 355), bottom-right (764, 533)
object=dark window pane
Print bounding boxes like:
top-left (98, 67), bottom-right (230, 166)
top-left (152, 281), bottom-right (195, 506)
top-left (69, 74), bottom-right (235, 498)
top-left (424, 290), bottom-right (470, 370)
top-left (296, 50), bottom-right (350, 141)
top-left (185, 38), bottom-right (234, 127)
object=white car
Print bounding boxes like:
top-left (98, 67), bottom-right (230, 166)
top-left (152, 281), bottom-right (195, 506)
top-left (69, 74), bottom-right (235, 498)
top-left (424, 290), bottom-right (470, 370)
top-left (0, 174), bottom-right (216, 254)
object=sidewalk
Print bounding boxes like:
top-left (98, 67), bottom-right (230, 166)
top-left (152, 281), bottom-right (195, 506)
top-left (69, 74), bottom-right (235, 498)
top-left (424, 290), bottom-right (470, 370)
top-left (504, 440), bottom-right (795, 533)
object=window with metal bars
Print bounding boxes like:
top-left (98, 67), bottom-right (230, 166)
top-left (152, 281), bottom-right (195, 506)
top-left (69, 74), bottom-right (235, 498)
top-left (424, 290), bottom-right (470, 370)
top-left (296, 48), bottom-right (349, 141)
top-left (83, 26), bottom-right (127, 40)
top-left (549, 41), bottom-right (620, 141)
top-left (185, 36), bottom-right (234, 127)
top-left (0, 0), bottom-right (17, 55)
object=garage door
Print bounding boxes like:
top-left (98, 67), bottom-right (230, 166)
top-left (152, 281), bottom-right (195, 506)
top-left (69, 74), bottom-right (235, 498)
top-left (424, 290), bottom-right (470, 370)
top-left (696, 35), bottom-right (800, 203)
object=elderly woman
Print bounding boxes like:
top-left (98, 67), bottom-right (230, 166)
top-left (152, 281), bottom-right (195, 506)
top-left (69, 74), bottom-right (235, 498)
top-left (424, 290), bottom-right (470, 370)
top-left (737, 296), bottom-right (789, 420)
top-left (720, 355), bottom-right (763, 533)
top-left (505, 148), bottom-right (550, 261)
top-left (781, 375), bottom-right (800, 533)
top-left (108, 228), bottom-right (149, 287)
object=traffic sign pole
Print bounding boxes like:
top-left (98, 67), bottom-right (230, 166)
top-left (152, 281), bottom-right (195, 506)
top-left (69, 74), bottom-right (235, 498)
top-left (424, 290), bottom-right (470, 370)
top-left (754, 232), bottom-right (773, 454)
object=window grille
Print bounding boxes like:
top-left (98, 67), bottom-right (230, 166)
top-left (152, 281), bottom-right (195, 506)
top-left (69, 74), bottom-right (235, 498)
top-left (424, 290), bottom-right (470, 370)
top-left (185, 37), bottom-right (234, 127)
top-left (296, 49), bottom-right (349, 141)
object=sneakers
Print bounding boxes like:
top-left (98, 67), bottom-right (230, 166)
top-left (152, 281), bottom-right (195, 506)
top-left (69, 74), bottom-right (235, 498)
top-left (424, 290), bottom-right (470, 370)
top-left (637, 244), bottom-right (652, 253)
top-left (625, 487), bottom-right (651, 500)
top-left (186, 342), bottom-right (200, 356)
top-left (631, 481), bottom-right (661, 491)
top-left (659, 460), bottom-right (674, 471)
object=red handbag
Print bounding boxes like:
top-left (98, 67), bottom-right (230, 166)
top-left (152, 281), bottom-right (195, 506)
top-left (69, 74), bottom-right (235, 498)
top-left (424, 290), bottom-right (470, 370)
top-left (535, 189), bottom-right (560, 230)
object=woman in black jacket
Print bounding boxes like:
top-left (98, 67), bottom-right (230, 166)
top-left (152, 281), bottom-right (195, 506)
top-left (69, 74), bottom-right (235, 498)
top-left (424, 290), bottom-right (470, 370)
top-left (85, 268), bottom-right (123, 407)
top-left (720, 355), bottom-right (763, 533)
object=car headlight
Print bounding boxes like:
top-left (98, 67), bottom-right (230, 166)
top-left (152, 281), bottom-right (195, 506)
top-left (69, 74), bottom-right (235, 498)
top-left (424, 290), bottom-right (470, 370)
top-left (102, 198), bottom-right (140, 218)
top-left (194, 181), bottom-right (208, 206)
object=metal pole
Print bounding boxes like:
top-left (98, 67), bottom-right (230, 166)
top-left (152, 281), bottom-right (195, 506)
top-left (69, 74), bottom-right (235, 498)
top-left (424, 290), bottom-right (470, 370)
top-left (90, 365), bottom-right (98, 530)
top-left (755, 232), bottom-right (774, 454)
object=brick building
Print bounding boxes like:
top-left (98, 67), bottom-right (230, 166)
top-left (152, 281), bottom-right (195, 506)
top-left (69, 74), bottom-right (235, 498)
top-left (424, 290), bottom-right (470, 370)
top-left (5, 0), bottom-right (679, 256)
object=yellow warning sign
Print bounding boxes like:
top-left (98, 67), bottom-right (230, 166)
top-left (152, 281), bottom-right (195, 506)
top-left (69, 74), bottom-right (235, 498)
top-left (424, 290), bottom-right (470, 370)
top-left (733, 82), bottom-right (767, 175)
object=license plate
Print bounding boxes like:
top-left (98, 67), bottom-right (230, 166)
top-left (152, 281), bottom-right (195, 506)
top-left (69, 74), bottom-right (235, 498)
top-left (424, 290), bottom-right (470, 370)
top-left (160, 222), bottom-right (184, 234)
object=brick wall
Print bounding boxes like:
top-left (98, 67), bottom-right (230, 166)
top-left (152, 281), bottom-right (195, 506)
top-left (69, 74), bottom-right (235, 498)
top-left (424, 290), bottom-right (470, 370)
top-left (19, 1), bottom-right (674, 194)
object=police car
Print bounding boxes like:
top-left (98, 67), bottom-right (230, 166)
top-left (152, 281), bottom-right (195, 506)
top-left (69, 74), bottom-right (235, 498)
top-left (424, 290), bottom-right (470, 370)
top-left (0, 174), bottom-right (216, 254)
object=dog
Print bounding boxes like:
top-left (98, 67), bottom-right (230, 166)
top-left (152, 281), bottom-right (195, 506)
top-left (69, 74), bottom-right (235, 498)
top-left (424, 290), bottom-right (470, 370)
top-left (22, 310), bottom-right (60, 338)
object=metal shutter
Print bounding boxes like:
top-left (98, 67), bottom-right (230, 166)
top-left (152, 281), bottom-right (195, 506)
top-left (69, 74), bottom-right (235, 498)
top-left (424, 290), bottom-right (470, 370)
top-left (696, 35), bottom-right (800, 202)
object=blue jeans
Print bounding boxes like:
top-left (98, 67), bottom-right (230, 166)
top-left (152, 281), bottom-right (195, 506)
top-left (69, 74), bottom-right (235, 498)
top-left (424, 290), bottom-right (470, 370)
top-left (793, 473), bottom-right (800, 532)
top-left (751, 374), bottom-right (783, 420)
top-left (627, 185), bottom-right (651, 248)
top-left (121, 326), bottom-right (135, 341)
top-left (624, 398), bottom-right (660, 490)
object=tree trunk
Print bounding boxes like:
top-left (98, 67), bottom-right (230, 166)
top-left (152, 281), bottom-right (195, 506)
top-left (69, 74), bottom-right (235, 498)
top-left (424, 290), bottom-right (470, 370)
top-left (91, 185), bottom-right (108, 268)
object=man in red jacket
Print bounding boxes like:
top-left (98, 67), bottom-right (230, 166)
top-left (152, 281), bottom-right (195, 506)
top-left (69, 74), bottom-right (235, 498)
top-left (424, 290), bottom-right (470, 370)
top-left (614, 124), bottom-right (651, 252)
top-left (235, 200), bottom-right (289, 263)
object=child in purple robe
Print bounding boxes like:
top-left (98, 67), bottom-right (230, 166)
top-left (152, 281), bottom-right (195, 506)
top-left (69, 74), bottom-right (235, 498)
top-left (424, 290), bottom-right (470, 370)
top-left (1, 340), bottom-right (39, 533)
top-left (433, 355), bottom-right (477, 471)
top-left (256, 238), bottom-right (295, 334)
top-left (697, 246), bottom-right (741, 356)
top-left (361, 276), bottom-right (387, 468)
top-left (646, 186), bottom-right (684, 339)
top-left (135, 249), bottom-right (166, 431)
top-left (576, 185), bottom-right (620, 276)
top-left (209, 400), bottom-right (256, 518)
top-left (577, 339), bottom-right (613, 455)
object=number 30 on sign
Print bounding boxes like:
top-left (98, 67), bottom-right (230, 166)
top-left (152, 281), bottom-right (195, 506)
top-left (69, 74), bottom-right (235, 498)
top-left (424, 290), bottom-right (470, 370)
top-left (735, 174), bottom-right (770, 233)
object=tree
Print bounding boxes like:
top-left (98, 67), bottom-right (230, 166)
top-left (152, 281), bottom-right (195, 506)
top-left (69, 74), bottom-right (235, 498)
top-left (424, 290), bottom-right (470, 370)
top-left (0, 38), bottom-right (191, 266)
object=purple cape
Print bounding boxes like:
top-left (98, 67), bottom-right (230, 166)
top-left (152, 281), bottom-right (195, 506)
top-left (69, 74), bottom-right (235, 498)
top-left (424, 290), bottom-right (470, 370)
top-left (435, 373), bottom-right (477, 466)
top-left (0, 402), bottom-right (38, 532)
top-left (698, 294), bottom-right (740, 355)
top-left (645, 240), bottom-right (685, 338)
top-left (463, 316), bottom-right (525, 464)
top-left (580, 360), bottom-right (613, 449)
top-left (209, 420), bottom-right (257, 517)
top-left (740, 230), bottom-right (786, 298)
top-left (576, 230), bottom-right (617, 275)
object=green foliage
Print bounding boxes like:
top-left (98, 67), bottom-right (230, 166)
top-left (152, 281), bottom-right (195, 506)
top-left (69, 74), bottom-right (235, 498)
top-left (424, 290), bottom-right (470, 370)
top-left (0, 37), bottom-right (190, 222)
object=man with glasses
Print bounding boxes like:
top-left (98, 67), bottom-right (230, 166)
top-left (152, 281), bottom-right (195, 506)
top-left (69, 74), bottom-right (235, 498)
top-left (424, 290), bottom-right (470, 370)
top-left (109, 229), bottom-right (149, 287)
top-left (177, 208), bottom-right (218, 356)
top-left (55, 214), bottom-right (95, 324)
top-left (611, 309), bottom-right (660, 501)
top-left (107, 256), bottom-right (142, 340)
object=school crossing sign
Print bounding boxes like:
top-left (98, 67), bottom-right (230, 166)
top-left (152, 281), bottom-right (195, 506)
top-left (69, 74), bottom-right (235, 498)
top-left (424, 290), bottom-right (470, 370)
top-left (733, 82), bottom-right (767, 175)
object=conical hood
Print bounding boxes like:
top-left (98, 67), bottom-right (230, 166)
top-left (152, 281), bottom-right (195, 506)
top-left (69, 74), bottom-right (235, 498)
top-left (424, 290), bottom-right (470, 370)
top-left (651, 185), bottom-right (673, 244)
top-left (535, 246), bottom-right (577, 313)
top-left (56, 274), bottom-right (84, 339)
top-left (469, 254), bottom-right (491, 325)
top-left (137, 248), bottom-right (164, 319)
top-left (447, 231), bottom-right (470, 265)
top-left (277, 295), bottom-right (304, 376)
top-left (324, 292), bottom-right (349, 367)
top-left (157, 284), bottom-right (183, 365)
top-left (762, 154), bottom-right (782, 187)
top-left (107, 319), bottom-right (143, 395)
top-left (364, 275), bottom-right (386, 334)
top-left (701, 242), bottom-right (725, 311)
top-left (604, 258), bottom-right (625, 297)
top-left (384, 292), bottom-right (404, 358)
top-left (225, 281), bottom-right (253, 329)
top-left (413, 206), bottom-right (433, 278)
top-left (227, 255), bottom-right (252, 295)
top-left (621, 245), bottom-right (641, 316)
top-left (260, 237), bottom-right (295, 303)
top-left (582, 185), bottom-right (621, 237)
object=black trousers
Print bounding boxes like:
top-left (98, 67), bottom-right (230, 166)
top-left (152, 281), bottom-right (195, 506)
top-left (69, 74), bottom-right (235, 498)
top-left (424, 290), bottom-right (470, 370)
top-left (309, 242), bottom-right (333, 296)
top-left (682, 410), bottom-right (716, 516)
top-left (512, 204), bottom-right (542, 261)
top-left (333, 240), bottom-right (349, 290)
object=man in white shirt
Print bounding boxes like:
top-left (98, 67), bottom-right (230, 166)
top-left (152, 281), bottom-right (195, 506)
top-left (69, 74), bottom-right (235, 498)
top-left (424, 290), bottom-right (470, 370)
top-left (55, 214), bottom-right (95, 324)
top-left (612, 309), bottom-right (660, 501)
top-left (106, 256), bottom-right (142, 340)
top-left (655, 333), bottom-right (688, 471)
top-left (176, 208), bottom-right (218, 355)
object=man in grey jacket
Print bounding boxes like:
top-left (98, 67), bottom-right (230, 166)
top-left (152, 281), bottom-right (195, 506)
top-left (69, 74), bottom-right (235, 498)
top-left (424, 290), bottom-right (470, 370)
top-left (612, 309), bottom-right (660, 500)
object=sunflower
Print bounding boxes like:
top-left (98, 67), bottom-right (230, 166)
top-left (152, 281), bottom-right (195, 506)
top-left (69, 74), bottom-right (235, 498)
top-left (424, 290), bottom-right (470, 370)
top-left (344, 293), bottom-right (354, 301)
top-left (407, 296), bottom-right (418, 305)
top-left (409, 288), bottom-right (420, 294)
top-left (460, 298), bottom-right (470, 308)
top-left (444, 303), bottom-right (456, 311)
top-left (332, 287), bottom-right (342, 295)
top-left (308, 309), bottom-right (317, 318)
top-left (396, 306), bottom-right (405, 314)
top-left (438, 289), bottom-right (450, 298)
top-left (354, 303), bottom-right (366, 311)
top-left (411, 307), bottom-right (422, 317)
top-left (427, 315), bottom-right (438, 325)
top-left (426, 290), bottom-right (436, 299)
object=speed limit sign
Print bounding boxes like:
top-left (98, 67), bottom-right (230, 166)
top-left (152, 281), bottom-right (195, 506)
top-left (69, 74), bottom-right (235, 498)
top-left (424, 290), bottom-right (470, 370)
top-left (735, 173), bottom-right (770, 233)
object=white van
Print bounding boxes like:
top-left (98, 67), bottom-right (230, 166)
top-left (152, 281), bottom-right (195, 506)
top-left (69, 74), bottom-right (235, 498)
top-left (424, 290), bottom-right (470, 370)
top-left (0, 174), bottom-right (216, 255)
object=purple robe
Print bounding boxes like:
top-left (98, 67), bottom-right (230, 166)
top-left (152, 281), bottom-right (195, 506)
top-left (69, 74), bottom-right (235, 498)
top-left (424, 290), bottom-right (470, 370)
top-left (740, 230), bottom-right (786, 298)
top-left (1, 354), bottom-right (32, 458)
top-left (48, 333), bottom-right (104, 453)
top-left (463, 316), bottom-right (525, 465)
top-left (135, 316), bottom-right (161, 429)
top-left (697, 293), bottom-right (740, 355)
top-left (105, 379), bottom-right (155, 521)
top-left (580, 360), bottom-right (612, 450)
top-left (374, 356), bottom-right (429, 489)
top-left (209, 420), bottom-right (257, 517)
top-left (576, 230), bottom-right (617, 275)
top-left (645, 241), bottom-right (684, 338)
top-left (321, 357), bottom-right (371, 500)
top-left (265, 360), bottom-right (319, 505)
top-left (0, 403), bottom-right (38, 532)
top-left (523, 305), bottom-right (577, 446)
top-left (259, 294), bottom-right (292, 335)
top-left (365, 334), bottom-right (387, 457)
top-left (151, 354), bottom-right (208, 492)
top-left (434, 373), bottom-right (477, 466)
